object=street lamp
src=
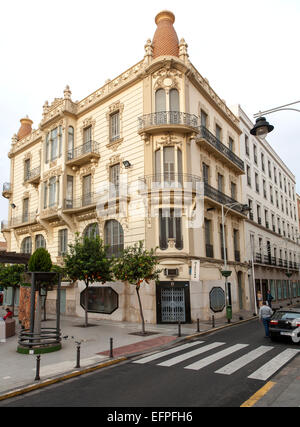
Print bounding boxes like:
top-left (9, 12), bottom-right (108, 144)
top-left (250, 100), bottom-right (300, 138)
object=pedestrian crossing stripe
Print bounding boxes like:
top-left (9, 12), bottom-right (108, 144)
top-left (248, 348), bottom-right (300, 381)
top-left (184, 344), bottom-right (249, 371)
top-left (133, 341), bottom-right (300, 381)
top-left (215, 346), bottom-right (273, 375)
top-left (158, 342), bottom-right (225, 367)
top-left (133, 341), bottom-right (202, 364)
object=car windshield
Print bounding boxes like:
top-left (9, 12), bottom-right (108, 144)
top-left (274, 311), bottom-right (300, 320)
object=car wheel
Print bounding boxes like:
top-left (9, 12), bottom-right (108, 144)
top-left (270, 335), bottom-right (278, 342)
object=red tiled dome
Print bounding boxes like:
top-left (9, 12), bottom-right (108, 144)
top-left (17, 117), bottom-right (33, 140)
top-left (152, 11), bottom-right (179, 59)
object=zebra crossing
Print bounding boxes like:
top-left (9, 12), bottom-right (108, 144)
top-left (133, 340), bottom-right (300, 381)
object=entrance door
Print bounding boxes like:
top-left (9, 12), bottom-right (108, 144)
top-left (156, 282), bottom-right (191, 324)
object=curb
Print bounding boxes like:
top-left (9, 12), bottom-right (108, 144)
top-left (0, 315), bottom-right (257, 402)
top-left (0, 357), bottom-right (127, 402)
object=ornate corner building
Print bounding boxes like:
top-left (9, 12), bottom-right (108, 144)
top-left (3, 10), bottom-right (292, 323)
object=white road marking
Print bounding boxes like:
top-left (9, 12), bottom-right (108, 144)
top-left (158, 342), bottom-right (225, 367)
top-left (248, 348), bottom-right (300, 381)
top-left (215, 346), bottom-right (273, 375)
top-left (133, 342), bottom-right (202, 364)
top-left (184, 344), bottom-right (249, 371)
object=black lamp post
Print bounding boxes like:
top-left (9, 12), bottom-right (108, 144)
top-left (250, 116), bottom-right (274, 139)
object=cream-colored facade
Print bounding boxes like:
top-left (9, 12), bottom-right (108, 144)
top-left (2, 11), bottom-right (252, 323)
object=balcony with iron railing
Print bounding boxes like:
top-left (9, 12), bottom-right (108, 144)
top-left (138, 111), bottom-right (199, 135)
top-left (254, 253), bottom-right (299, 270)
top-left (203, 182), bottom-right (247, 216)
top-left (66, 141), bottom-right (100, 167)
top-left (2, 182), bottom-right (12, 199)
top-left (138, 173), bottom-right (203, 194)
top-left (24, 166), bottom-right (41, 186)
top-left (63, 192), bottom-right (97, 213)
top-left (195, 126), bottom-right (244, 174)
top-left (6, 212), bottom-right (37, 229)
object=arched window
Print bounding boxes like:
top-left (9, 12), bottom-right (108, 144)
top-left (84, 223), bottom-right (99, 238)
top-left (35, 234), bottom-right (46, 249)
top-left (169, 88), bottom-right (179, 111)
top-left (155, 89), bottom-right (166, 113)
top-left (104, 220), bottom-right (124, 258)
top-left (68, 126), bottom-right (74, 160)
top-left (21, 237), bottom-right (32, 254)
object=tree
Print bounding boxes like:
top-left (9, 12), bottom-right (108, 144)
top-left (28, 248), bottom-right (52, 272)
top-left (28, 248), bottom-right (53, 324)
top-left (0, 263), bottom-right (25, 313)
top-left (63, 232), bottom-right (113, 327)
top-left (112, 241), bottom-right (161, 334)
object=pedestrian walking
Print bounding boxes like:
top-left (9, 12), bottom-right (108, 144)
top-left (266, 290), bottom-right (274, 308)
top-left (259, 301), bottom-right (273, 338)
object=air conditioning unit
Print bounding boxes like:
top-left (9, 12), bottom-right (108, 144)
top-left (164, 268), bottom-right (179, 277)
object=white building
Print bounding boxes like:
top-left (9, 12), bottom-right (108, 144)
top-left (234, 105), bottom-right (300, 310)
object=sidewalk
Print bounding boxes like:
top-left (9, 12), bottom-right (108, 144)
top-left (0, 307), bottom-right (299, 407)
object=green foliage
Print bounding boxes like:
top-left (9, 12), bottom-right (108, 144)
top-left (28, 248), bottom-right (52, 272)
top-left (112, 241), bottom-right (161, 288)
top-left (0, 263), bottom-right (25, 289)
top-left (63, 233), bottom-right (113, 286)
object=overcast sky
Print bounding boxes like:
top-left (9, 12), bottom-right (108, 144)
top-left (0, 0), bottom-right (299, 222)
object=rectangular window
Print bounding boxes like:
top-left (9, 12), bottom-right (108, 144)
top-left (82, 174), bottom-right (92, 205)
top-left (229, 137), bottom-right (234, 151)
top-left (50, 128), bottom-right (58, 161)
top-left (163, 146), bottom-right (175, 182)
top-left (246, 165), bottom-right (251, 186)
top-left (216, 124), bottom-right (222, 141)
top-left (24, 159), bottom-right (31, 181)
top-left (217, 173), bottom-right (223, 193)
top-left (49, 177), bottom-right (56, 207)
top-left (245, 134), bottom-right (249, 156)
top-left (110, 111), bottom-right (120, 142)
top-left (231, 182), bottom-right (236, 199)
top-left (159, 208), bottom-right (182, 250)
top-left (253, 145), bottom-right (257, 164)
top-left (45, 134), bottom-right (50, 163)
top-left (205, 219), bottom-right (213, 258)
top-left (109, 164), bottom-right (120, 198)
top-left (66, 176), bottom-right (74, 208)
top-left (255, 173), bottom-right (259, 193)
top-left (261, 153), bottom-right (265, 172)
top-left (59, 229), bottom-right (68, 255)
top-left (202, 163), bottom-right (209, 183)
top-left (201, 110), bottom-right (208, 128)
top-left (23, 198), bottom-right (29, 223)
top-left (43, 182), bottom-right (48, 209)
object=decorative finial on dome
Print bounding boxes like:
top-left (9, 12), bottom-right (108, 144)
top-left (152, 10), bottom-right (179, 59)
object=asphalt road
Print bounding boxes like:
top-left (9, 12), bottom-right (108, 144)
top-left (1, 319), bottom-right (299, 408)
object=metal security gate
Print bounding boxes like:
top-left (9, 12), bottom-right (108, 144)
top-left (156, 282), bottom-right (191, 324)
top-left (161, 287), bottom-right (185, 323)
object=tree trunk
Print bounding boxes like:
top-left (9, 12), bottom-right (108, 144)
top-left (136, 285), bottom-right (145, 334)
top-left (84, 283), bottom-right (89, 327)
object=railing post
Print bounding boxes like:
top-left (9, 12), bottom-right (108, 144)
top-left (109, 337), bottom-right (113, 358)
top-left (34, 355), bottom-right (41, 381)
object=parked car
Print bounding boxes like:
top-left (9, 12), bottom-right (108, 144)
top-left (269, 308), bottom-right (300, 343)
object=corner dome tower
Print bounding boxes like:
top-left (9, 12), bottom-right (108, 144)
top-left (17, 116), bottom-right (33, 140)
top-left (152, 10), bottom-right (179, 59)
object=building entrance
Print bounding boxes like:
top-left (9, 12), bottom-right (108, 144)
top-left (156, 281), bottom-right (191, 324)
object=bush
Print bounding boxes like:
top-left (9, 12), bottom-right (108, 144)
top-left (28, 248), bottom-right (52, 272)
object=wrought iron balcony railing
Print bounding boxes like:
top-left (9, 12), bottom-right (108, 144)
top-left (196, 126), bottom-right (244, 172)
top-left (67, 141), bottom-right (100, 162)
top-left (8, 212), bottom-right (37, 228)
top-left (138, 111), bottom-right (199, 131)
top-left (24, 166), bottom-right (41, 183)
top-left (203, 182), bottom-right (246, 215)
top-left (139, 173), bottom-right (203, 192)
top-left (63, 192), bottom-right (97, 210)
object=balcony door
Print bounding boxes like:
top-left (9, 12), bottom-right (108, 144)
top-left (82, 174), bottom-right (91, 206)
top-left (155, 146), bottom-right (183, 185)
